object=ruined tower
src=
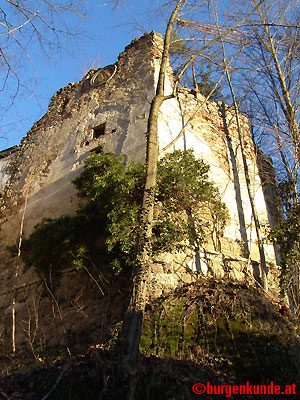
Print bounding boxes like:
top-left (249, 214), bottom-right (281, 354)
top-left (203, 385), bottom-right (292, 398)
top-left (0, 32), bottom-right (280, 351)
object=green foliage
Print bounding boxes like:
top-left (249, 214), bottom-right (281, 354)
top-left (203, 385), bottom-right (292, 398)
top-left (277, 179), bottom-right (296, 214)
top-left (270, 205), bottom-right (300, 262)
top-left (268, 179), bottom-right (300, 298)
top-left (157, 149), bottom-right (211, 209)
top-left (19, 147), bottom-right (227, 277)
top-left (169, 28), bottom-right (191, 57)
top-left (155, 150), bottom-right (228, 252)
top-left (269, 204), bottom-right (300, 294)
top-left (196, 70), bottom-right (225, 101)
top-left (73, 148), bottom-right (145, 270)
top-left (20, 216), bottom-right (99, 278)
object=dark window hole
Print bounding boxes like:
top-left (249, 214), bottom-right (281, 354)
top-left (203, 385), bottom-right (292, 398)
top-left (93, 123), bottom-right (106, 139)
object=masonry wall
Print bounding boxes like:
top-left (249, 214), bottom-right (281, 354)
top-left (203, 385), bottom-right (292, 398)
top-left (0, 32), bottom-right (280, 353)
top-left (158, 88), bottom-right (277, 260)
top-left (149, 64), bottom-right (280, 295)
top-left (0, 34), bottom-right (164, 242)
top-left (0, 147), bottom-right (18, 190)
top-left (0, 158), bottom-right (10, 191)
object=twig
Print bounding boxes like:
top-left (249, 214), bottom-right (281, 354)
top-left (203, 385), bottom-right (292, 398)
top-left (0, 387), bottom-right (11, 400)
top-left (12, 186), bottom-right (29, 353)
top-left (82, 258), bottom-right (105, 296)
top-left (40, 362), bottom-right (70, 400)
top-left (43, 278), bottom-right (71, 356)
top-left (243, 266), bottom-right (278, 302)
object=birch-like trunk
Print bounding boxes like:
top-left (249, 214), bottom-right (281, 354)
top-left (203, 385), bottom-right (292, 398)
top-left (219, 34), bottom-right (268, 291)
top-left (118, 0), bottom-right (184, 368)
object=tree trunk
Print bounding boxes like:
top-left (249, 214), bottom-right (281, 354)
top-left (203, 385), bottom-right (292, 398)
top-left (117, 0), bottom-right (184, 369)
top-left (223, 73), bottom-right (269, 291)
top-left (219, 30), bottom-right (268, 290)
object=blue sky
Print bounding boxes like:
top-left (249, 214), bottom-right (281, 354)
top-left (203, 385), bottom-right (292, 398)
top-left (0, 1), bottom-right (167, 151)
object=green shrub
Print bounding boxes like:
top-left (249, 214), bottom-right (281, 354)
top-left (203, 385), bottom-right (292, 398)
top-left (20, 215), bottom-right (103, 277)
top-left (18, 147), bottom-right (228, 277)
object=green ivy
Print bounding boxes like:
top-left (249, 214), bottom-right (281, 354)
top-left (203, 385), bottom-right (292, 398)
top-left (20, 215), bottom-right (101, 277)
top-left (269, 204), bottom-right (300, 294)
top-left (18, 147), bottom-right (228, 278)
top-left (268, 178), bottom-right (300, 299)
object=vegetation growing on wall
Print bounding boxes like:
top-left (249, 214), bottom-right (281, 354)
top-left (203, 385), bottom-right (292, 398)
top-left (20, 215), bottom-right (99, 276)
top-left (270, 206), bottom-right (300, 284)
top-left (18, 147), bottom-right (228, 278)
top-left (269, 180), bottom-right (300, 311)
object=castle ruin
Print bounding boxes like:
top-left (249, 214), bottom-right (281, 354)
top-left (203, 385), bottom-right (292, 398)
top-left (0, 32), bottom-right (280, 352)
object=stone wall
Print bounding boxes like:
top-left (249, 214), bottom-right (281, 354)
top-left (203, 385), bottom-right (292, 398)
top-left (0, 158), bottom-right (10, 191)
top-left (0, 32), bottom-right (281, 353)
top-left (158, 87), bottom-right (276, 261)
top-left (0, 33), bottom-right (164, 242)
top-left (0, 146), bottom-right (18, 190)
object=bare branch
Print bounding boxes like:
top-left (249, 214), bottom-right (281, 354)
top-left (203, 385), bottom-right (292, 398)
top-left (40, 362), bottom-right (70, 400)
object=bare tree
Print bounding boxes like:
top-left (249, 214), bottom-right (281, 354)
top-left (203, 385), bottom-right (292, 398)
top-left (177, 0), bottom-right (300, 191)
top-left (117, 3), bottom-right (268, 385)
top-left (0, 0), bottom-right (87, 129)
top-left (235, 0), bottom-right (300, 188)
top-left (178, 0), bottom-right (300, 300)
top-left (228, 0), bottom-right (300, 306)
top-left (218, 30), bottom-right (269, 291)
top-left (119, 1), bottom-right (185, 371)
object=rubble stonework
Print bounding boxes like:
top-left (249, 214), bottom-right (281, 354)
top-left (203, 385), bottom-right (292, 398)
top-left (0, 32), bottom-right (280, 352)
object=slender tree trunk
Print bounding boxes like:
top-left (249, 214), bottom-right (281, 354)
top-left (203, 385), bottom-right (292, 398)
top-left (223, 78), bottom-right (269, 291)
top-left (118, 0), bottom-right (184, 368)
top-left (219, 35), bottom-right (268, 290)
top-left (12, 187), bottom-right (29, 353)
top-left (192, 62), bottom-right (199, 91)
top-left (117, 0), bottom-right (268, 378)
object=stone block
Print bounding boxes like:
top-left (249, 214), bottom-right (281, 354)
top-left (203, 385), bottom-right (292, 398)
top-left (180, 273), bottom-right (194, 284)
top-left (163, 262), bottom-right (174, 274)
top-left (151, 263), bottom-right (164, 274)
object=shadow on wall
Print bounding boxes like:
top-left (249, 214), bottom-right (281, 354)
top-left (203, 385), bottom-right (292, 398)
top-left (220, 103), bottom-right (250, 258)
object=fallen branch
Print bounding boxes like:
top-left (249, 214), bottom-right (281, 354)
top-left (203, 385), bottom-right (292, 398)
top-left (0, 387), bottom-right (11, 400)
top-left (40, 361), bottom-right (70, 400)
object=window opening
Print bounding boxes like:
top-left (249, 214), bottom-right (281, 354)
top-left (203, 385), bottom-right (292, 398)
top-left (93, 123), bottom-right (106, 139)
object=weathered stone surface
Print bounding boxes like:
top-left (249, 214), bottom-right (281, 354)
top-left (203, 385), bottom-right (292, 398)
top-left (0, 147), bottom-right (18, 190)
top-left (0, 32), bottom-right (281, 352)
top-left (0, 157), bottom-right (11, 191)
